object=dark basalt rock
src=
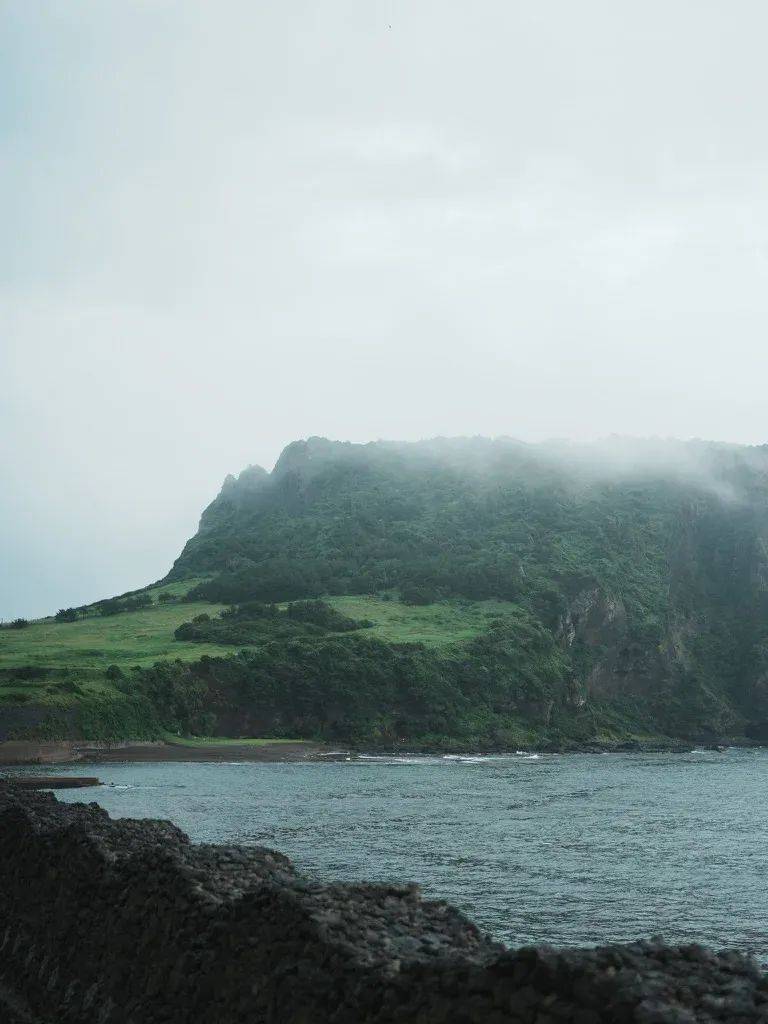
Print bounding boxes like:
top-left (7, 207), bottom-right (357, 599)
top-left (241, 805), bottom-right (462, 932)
top-left (0, 782), bottom-right (765, 1023)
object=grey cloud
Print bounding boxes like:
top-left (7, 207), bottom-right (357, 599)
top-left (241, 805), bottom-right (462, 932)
top-left (3, 0), bottom-right (768, 617)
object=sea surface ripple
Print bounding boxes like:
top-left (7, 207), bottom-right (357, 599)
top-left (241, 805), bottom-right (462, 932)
top-left (11, 748), bottom-right (768, 960)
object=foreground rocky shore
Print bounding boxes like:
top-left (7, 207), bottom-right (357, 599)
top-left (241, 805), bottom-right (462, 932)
top-left (0, 783), bottom-right (766, 1022)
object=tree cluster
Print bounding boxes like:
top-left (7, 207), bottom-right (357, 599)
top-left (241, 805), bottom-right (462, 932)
top-left (55, 608), bottom-right (79, 623)
top-left (96, 594), bottom-right (154, 616)
top-left (173, 600), bottom-right (369, 646)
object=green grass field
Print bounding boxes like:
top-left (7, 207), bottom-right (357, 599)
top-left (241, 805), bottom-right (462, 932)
top-left (0, 601), bottom-right (232, 672)
top-left (0, 590), bottom-right (520, 717)
top-left (1, 592), bottom-right (519, 675)
top-left (326, 595), bottom-right (520, 646)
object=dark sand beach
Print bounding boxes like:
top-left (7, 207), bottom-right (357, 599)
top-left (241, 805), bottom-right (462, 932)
top-left (0, 740), bottom-right (335, 766)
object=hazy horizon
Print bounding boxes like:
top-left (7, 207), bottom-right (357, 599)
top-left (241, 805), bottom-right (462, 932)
top-left (4, 1), bottom-right (768, 618)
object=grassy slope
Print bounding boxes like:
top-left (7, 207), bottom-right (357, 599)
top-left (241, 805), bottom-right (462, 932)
top-left (0, 578), bottom-right (231, 723)
top-left (326, 596), bottom-right (523, 646)
top-left (0, 592), bottom-right (516, 731)
top-left (0, 602), bottom-right (230, 672)
top-left (0, 577), bottom-right (225, 673)
top-left (1, 594), bottom-right (512, 674)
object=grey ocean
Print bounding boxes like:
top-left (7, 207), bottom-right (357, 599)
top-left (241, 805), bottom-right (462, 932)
top-left (13, 748), bottom-right (768, 961)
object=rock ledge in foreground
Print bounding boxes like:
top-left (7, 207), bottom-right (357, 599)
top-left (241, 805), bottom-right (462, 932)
top-left (0, 782), bottom-right (764, 1023)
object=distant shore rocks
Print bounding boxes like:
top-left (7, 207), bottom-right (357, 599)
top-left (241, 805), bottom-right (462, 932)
top-left (0, 781), bottom-right (766, 1022)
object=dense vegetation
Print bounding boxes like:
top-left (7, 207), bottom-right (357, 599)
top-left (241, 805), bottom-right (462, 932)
top-left (4, 436), bottom-right (768, 748)
top-left (133, 610), bottom-right (576, 748)
top-left (173, 599), bottom-right (368, 645)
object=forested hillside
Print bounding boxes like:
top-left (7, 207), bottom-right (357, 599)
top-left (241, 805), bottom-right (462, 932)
top-left (166, 436), bottom-right (768, 746)
top-left (4, 435), bottom-right (768, 749)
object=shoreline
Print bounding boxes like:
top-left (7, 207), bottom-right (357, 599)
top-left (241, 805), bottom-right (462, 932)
top-left (0, 739), bottom-right (338, 766)
top-left (0, 737), bottom-right (753, 766)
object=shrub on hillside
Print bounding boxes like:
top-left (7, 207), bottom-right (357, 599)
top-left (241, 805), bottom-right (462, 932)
top-left (12, 666), bottom-right (50, 681)
top-left (220, 601), bottom-right (279, 620)
top-left (286, 600), bottom-right (360, 632)
top-left (58, 679), bottom-right (83, 694)
top-left (9, 618), bottom-right (29, 629)
top-left (55, 608), bottom-right (79, 623)
top-left (97, 593), bottom-right (154, 616)
top-left (97, 600), bottom-right (122, 616)
top-left (400, 584), bottom-right (438, 606)
top-left (173, 600), bottom-right (368, 646)
top-left (174, 621), bottom-right (205, 641)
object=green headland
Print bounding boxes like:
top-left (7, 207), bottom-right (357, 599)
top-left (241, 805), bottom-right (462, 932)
top-left (3, 436), bottom-right (768, 751)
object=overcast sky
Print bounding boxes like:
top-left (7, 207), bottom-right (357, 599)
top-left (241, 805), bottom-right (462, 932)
top-left (3, 1), bottom-right (768, 618)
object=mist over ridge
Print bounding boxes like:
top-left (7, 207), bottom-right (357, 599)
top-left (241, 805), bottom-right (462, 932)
top-left (217, 433), bottom-right (768, 508)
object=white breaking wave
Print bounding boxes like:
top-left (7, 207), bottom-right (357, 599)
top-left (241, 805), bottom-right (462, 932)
top-left (357, 754), bottom-right (443, 765)
top-left (355, 752), bottom-right (544, 765)
top-left (444, 752), bottom-right (542, 763)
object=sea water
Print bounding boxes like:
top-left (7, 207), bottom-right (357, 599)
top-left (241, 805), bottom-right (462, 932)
top-left (8, 748), bottom-right (768, 960)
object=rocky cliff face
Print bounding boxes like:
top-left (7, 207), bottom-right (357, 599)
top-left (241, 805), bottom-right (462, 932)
top-left (1, 783), bottom-right (767, 1023)
top-left (546, 480), bottom-right (768, 740)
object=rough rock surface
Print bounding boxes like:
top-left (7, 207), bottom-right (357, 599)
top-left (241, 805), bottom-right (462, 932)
top-left (0, 783), bottom-right (766, 1023)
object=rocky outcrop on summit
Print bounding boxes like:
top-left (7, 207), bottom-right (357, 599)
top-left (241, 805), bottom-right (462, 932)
top-left (0, 783), bottom-right (766, 1023)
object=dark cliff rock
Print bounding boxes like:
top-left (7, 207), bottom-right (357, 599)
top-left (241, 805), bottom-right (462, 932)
top-left (0, 783), bottom-right (766, 1023)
